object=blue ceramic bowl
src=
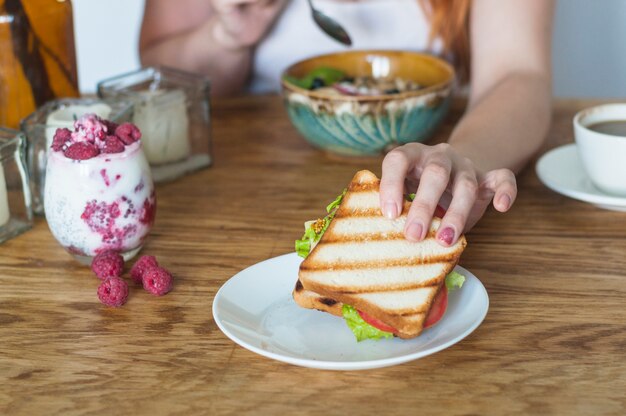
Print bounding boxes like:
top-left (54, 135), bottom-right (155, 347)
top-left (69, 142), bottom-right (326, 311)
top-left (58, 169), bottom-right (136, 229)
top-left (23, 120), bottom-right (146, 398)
top-left (281, 50), bottom-right (455, 156)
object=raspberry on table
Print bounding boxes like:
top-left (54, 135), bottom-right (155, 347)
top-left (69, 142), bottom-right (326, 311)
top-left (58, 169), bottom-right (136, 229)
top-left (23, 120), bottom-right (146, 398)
top-left (102, 135), bottom-right (125, 154)
top-left (115, 123), bottom-right (142, 145)
top-left (130, 255), bottom-right (158, 284)
top-left (91, 250), bottom-right (124, 279)
top-left (51, 128), bottom-right (72, 151)
top-left (142, 266), bottom-right (173, 296)
top-left (64, 142), bottom-right (100, 160)
top-left (97, 277), bottom-right (129, 307)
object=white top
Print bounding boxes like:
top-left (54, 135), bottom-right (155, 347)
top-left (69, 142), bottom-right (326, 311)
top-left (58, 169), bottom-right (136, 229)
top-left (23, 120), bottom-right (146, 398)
top-left (249, 0), bottom-right (441, 93)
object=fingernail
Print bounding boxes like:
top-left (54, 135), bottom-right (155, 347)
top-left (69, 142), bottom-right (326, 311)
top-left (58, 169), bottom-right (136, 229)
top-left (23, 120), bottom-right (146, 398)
top-left (383, 202), bottom-right (398, 219)
top-left (438, 227), bottom-right (455, 246)
top-left (498, 194), bottom-right (511, 210)
top-left (405, 222), bottom-right (423, 241)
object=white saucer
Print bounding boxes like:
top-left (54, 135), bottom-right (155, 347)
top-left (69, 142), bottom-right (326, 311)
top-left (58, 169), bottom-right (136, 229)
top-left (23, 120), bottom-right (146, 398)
top-left (212, 253), bottom-right (489, 371)
top-left (536, 143), bottom-right (626, 211)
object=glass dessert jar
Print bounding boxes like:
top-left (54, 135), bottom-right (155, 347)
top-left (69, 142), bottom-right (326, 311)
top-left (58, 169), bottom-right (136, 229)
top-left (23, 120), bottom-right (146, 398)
top-left (0, 128), bottom-right (33, 244)
top-left (44, 114), bottom-right (156, 264)
top-left (21, 98), bottom-right (133, 215)
top-left (97, 66), bottom-right (212, 183)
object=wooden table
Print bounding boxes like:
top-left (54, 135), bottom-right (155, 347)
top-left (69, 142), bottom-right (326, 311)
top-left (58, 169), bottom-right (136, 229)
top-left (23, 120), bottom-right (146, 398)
top-left (1, 96), bottom-right (625, 415)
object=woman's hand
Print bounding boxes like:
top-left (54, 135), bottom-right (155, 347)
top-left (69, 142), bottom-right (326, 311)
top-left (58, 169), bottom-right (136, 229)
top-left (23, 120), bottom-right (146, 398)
top-left (141, 0), bottom-right (289, 95)
top-left (379, 142), bottom-right (517, 246)
top-left (210, 0), bottom-right (288, 50)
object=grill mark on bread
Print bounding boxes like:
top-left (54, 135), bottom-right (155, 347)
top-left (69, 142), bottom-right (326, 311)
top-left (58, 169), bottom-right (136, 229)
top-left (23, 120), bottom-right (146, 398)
top-left (322, 232), bottom-right (407, 242)
top-left (300, 253), bottom-right (461, 270)
top-left (334, 209), bottom-right (384, 217)
top-left (302, 277), bottom-right (443, 294)
top-left (322, 230), bottom-right (438, 243)
top-left (347, 182), bottom-right (379, 193)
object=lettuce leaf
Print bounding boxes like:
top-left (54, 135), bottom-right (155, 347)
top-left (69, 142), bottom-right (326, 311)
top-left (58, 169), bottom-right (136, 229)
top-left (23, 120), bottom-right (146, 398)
top-left (326, 190), bottom-right (345, 213)
top-left (295, 189), bottom-right (346, 258)
top-left (282, 67), bottom-right (346, 89)
top-left (342, 305), bottom-right (393, 342)
top-left (445, 271), bottom-right (465, 291)
top-left (295, 239), bottom-right (312, 258)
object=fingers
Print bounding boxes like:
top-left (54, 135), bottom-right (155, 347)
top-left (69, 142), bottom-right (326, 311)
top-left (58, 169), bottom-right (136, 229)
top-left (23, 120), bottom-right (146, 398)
top-left (437, 171), bottom-right (478, 245)
top-left (380, 145), bottom-right (422, 219)
top-left (436, 169), bottom-right (516, 245)
top-left (404, 152), bottom-right (452, 241)
top-left (461, 181), bottom-right (495, 232)
top-left (484, 169), bottom-right (517, 212)
top-left (380, 143), bottom-right (518, 248)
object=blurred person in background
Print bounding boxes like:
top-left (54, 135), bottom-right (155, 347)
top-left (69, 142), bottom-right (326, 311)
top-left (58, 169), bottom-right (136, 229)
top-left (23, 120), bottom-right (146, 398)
top-left (140, 0), bottom-right (554, 247)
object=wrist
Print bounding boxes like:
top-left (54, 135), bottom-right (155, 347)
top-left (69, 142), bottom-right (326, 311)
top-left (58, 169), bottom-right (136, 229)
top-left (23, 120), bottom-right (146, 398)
top-left (448, 140), bottom-right (490, 174)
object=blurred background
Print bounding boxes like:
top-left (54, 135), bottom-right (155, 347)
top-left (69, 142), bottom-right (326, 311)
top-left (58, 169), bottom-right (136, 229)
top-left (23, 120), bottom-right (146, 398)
top-left (74, 0), bottom-right (626, 98)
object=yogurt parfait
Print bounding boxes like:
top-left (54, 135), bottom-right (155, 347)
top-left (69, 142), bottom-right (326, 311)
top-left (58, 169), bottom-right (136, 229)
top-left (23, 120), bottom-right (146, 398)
top-left (44, 114), bottom-right (156, 264)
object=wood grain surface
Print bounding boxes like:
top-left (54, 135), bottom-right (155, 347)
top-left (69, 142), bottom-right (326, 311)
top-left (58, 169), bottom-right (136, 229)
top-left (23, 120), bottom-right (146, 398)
top-left (1, 96), bottom-right (625, 416)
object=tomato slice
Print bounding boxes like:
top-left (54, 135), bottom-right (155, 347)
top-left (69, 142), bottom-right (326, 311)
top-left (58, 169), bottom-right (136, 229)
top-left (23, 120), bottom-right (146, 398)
top-left (358, 310), bottom-right (397, 333)
top-left (424, 286), bottom-right (448, 328)
top-left (434, 204), bottom-right (447, 218)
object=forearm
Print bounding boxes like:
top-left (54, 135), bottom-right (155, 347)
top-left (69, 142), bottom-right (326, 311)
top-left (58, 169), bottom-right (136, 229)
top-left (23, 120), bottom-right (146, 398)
top-left (140, 19), bottom-right (252, 97)
top-left (448, 71), bottom-right (552, 174)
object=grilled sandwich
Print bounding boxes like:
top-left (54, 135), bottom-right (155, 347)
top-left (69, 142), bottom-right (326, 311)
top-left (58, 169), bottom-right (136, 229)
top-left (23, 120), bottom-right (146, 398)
top-left (293, 170), bottom-right (466, 340)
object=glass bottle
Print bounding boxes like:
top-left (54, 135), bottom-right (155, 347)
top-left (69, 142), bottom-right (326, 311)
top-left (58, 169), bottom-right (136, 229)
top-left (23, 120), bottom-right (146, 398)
top-left (0, 0), bottom-right (79, 129)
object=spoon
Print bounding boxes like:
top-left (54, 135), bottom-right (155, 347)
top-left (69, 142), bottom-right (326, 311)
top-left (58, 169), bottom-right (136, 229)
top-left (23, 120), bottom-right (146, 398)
top-left (306, 0), bottom-right (352, 46)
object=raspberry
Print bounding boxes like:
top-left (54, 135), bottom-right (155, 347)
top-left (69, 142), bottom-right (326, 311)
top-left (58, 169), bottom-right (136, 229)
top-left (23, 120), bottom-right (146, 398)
top-left (51, 128), bottom-right (72, 151)
top-left (139, 196), bottom-right (157, 225)
top-left (64, 142), bottom-right (100, 160)
top-left (91, 250), bottom-right (124, 279)
top-left (115, 123), bottom-right (142, 145)
top-left (103, 120), bottom-right (119, 135)
top-left (142, 266), bottom-right (173, 296)
top-left (97, 277), bottom-right (129, 307)
top-left (102, 135), bottom-right (125, 154)
top-left (130, 255), bottom-right (158, 284)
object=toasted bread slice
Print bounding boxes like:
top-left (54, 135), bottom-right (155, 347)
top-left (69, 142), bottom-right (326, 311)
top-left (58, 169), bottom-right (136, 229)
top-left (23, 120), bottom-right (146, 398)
top-left (293, 282), bottom-right (432, 339)
top-left (296, 170), bottom-right (466, 339)
top-left (293, 281), bottom-right (426, 339)
top-left (293, 280), bottom-right (343, 317)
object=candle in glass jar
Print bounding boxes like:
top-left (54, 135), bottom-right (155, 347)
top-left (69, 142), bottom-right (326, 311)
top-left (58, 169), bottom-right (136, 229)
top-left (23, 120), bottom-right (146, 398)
top-left (45, 103), bottom-right (112, 148)
top-left (0, 163), bottom-right (10, 228)
top-left (133, 89), bottom-right (191, 165)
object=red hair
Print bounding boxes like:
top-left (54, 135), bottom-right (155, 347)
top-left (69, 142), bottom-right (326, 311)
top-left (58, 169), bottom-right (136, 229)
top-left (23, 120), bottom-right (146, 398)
top-left (420, 0), bottom-right (471, 83)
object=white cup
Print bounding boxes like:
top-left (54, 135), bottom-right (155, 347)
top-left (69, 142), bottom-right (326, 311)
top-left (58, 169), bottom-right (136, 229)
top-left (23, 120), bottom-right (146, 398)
top-left (574, 103), bottom-right (626, 196)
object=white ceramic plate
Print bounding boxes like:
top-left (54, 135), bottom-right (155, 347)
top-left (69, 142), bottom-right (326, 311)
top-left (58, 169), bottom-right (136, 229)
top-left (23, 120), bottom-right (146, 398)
top-left (213, 253), bottom-right (489, 371)
top-left (536, 143), bottom-right (626, 211)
